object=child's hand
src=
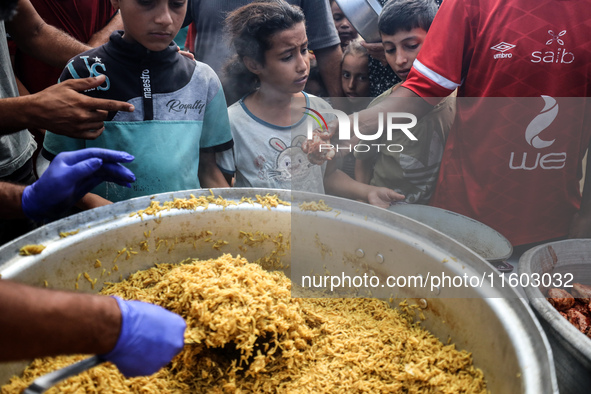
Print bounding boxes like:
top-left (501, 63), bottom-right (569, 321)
top-left (367, 187), bottom-right (405, 209)
top-left (302, 120), bottom-right (338, 164)
top-left (302, 131), bottom-right (335, 164)
top-left (177, 46), bottom-right (195, 61)
top-left (360, 41), bottom-right (388, 66)
top-left (26, 75), bottom-right (134, 139)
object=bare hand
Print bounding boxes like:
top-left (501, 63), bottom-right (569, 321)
top-left (28, 75), bottom-right (134, 139)
top-left (302, 119), bottom-right (338, 165)
top-left (177, 46), bottom-right (195, 60)
top-left (360, 41), bottom-right (387, 66)
top-left (367, 187), bottom-right (405, 209)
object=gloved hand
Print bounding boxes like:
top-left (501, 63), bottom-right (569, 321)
top-left (102, 297), bottom-right (186, 377)
top-left (21, 148), bottom-right (136, 221)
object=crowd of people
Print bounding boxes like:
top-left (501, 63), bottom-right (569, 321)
top-left (1, 0), bottom-right (590, 380)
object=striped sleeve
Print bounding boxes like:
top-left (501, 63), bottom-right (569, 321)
top-left (402, 0), bottom-right (473, 103)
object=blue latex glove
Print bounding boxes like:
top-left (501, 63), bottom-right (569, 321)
top-left (102, 297), bottom-right (186, 377)
top-left (21, 148), bottom-right (136, 221)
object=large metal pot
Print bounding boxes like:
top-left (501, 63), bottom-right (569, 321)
top-left (519, 239), bottom-right (591, 394)
top-left (0, 189), bottom-right (556, 392)
top-left (335, 0), bottom-right (382, 43)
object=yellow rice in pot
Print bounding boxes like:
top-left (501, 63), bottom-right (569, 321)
top-left (2, 254), bottom-right (486, 393)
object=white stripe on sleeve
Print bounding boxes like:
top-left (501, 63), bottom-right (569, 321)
top-left (412, 59), bottom-right (460, 91)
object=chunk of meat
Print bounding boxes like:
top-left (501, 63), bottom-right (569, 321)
top-left (572, 283), bottom-right (591, 304)
top-left (547, 288), bottom-right (575, 311)
top-left (570, 300), bottom-right (590, 315)
top-left (566, 308), bottom-right (591, 334)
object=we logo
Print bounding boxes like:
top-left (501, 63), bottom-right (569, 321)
top-left (509, 96), bottom-right (566, 171)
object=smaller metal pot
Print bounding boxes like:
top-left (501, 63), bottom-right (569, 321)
top-left (335, 0), bottom-right (382, 43)
top-left (388, 204), bottom-right (513, 263)
top-left (519, 239), bottom-right (591, 394)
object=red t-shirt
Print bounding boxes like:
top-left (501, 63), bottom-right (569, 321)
top-left (15, 0), bottom-right (116, 93)
top-left (403, 0), bottom-right (591, 245)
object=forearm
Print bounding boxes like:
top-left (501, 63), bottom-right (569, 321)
top-left (15, 76), bottom-right (30, 97)
top-left (325, 168), bottom-right (371, 202)
top-left (355, 158), bottom-right (373, 184)
top-left (199, 170), bottom-right (230, 188)
top-left (22, 25), bottom-right (89, 67)
top-left (76, 193), bottom-right (112, 211)
top-left (87, 12), bottom-right (123, 47)
top-left (0, 94), bottom-right (43, 134)
top-left (314, 45), bottom-right (344, 97)
top-left (354, 87), bottom-right (433, 138)
top-left (304, 88), bottom-right (431, 165)
top-left (7, 0), bottom-right (90, 68)
top-left (325, 165), bottom-right (403, 208)
top-left (0, 182), bottom-right (26, 219)
top-left (222, 172), bottom-right (234, 187)
top-left (0, 280), bottom-right (120, 361)
top-left (199, 153), bottom-right (230, 188)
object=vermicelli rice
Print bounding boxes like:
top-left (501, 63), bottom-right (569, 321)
top-left (1, 254), bottom-right (487, 393)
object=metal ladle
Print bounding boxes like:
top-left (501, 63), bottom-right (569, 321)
top-left (22, 339), bottom-right (196, 393)
top-left (23, 355), bottom-right (104, 394)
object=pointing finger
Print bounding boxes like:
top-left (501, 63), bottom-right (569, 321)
top-left (84, 97), bottom-right (134, 113)
top-left (62, 77), bottom-right (135, 113)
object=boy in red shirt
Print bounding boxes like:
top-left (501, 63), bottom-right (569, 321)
top-left (309, 0), bottom-right (591, 247)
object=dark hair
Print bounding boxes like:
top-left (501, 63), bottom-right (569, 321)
top-left (342, 38), bottom-right (368, 61)
top-left (0, 0), bottom-right (18, 22)
top-left (378, 0), bottom-right (438, 36)
top-left (221, 0), bottom-right (306, 103)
